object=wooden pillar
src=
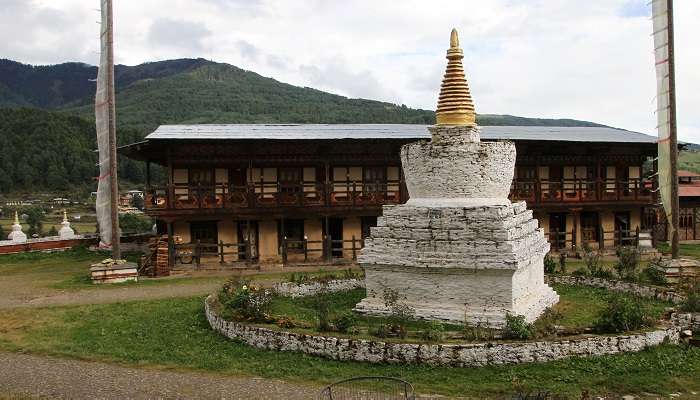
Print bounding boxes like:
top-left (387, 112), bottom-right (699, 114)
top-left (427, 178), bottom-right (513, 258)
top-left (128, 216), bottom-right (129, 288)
top-left (167, 221), bottom-right (174, 268)
top-left (245, 219), bottom-right (251, 266)
top-left (280, 217), bottom-right (285, 265)
top-left (324, 216), bottom-right (331, 263)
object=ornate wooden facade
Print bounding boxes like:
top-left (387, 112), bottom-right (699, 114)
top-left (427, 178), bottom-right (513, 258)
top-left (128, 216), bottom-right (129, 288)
top-left (121, 129), bottom-right (658, 265)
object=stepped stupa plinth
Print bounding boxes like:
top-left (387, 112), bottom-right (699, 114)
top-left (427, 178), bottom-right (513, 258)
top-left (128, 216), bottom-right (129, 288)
top-left (7, 211), bottom-right (27, 243)
top-left (58, 210), bottom-right (76, 240)
top-left (354, 29), bottom-right (559, 327)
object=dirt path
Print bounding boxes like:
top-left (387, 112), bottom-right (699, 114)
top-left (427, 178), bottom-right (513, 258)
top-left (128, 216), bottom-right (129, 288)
top-left (0, 351), bottom-right (320, 400)
top-left (0, 280), bottom-right (225, 309)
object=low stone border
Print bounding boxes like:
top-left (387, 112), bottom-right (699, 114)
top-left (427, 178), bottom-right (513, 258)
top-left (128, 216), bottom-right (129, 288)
top-left (206, 294), bottom-right (682, 367)
top-left (273, 279), bottom-right (364, 298)
top-left (546, 275), bottom-right (686, 304)
top-left (672, 312), bottom-right (700, 332)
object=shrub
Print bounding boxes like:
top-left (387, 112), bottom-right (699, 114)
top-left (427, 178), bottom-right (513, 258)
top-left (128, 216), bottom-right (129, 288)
top-left (420, 321), bottom-right (445, 342)
top-left (381, 285), bottom-right (415, 324)
top-left (543, 253), bottom-right (557, 274)
top-left (331, 313), bottom-right (356, 333)
top-left (641, 259), bottom-right (668, 286)
top-left (372, 323), bottom-right (406, 339)
top-left (47, 226), bottom-right (58, 236)
top-left (558, 253), bottom-right (567, 275)
top-left (533, 307), bottom-right (564, 338)
top-left (276, 316), bottom-right (297, 329)
top-left (614, 246), bottom-right (641, 280)
top-left (594, 294), bottom-right (654, 333)
top-left (680, 284), bottom-right (700, 312)
top-left (581, 243), bottom-right (612, 278)
top-left (314, 291), bottom-right (332, 331)
top-left (219, 277), bottom-right (274, 322)
top-left (502, 313), bottom-right (533, 340)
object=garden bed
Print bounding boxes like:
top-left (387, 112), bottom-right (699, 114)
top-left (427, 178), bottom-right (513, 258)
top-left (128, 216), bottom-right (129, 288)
top-left (206, 276), bottom-right (695, 367)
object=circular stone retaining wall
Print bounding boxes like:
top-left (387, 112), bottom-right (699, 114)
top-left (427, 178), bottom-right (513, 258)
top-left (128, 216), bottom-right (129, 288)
top-left (546, 275), bottom-right (685, 304)
top-left (205, 295), bottom-right (682, 367)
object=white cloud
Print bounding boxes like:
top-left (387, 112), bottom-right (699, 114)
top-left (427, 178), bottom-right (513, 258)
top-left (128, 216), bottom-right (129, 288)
top-left (1, 0), bottom-right (698, 142)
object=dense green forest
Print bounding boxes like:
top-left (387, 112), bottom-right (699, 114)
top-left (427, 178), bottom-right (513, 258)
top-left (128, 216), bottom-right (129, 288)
top-left (0, 108), bottom-right (149, 193)
top-left (0, 57), bottom-right (606, 194)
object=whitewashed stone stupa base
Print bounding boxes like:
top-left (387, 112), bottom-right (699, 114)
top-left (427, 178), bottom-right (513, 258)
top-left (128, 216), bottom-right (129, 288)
top-left (355, 125), bottom-right (558, 328)
top-left (355, 203), bottom-right (559, 328)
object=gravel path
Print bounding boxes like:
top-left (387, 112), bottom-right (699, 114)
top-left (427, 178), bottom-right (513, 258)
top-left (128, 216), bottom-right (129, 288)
top-left (0, 352), bottom-right (321, 400)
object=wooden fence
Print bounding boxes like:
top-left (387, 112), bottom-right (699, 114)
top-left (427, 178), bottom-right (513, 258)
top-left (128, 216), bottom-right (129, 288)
top-left (548, 227), bottom-right (649, 253)
top-left (173, 235), bottom-right (364, 268)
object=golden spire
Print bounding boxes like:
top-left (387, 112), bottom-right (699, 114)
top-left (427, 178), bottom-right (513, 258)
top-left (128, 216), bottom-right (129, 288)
top-left (435, 28), bottom-right (476, 126)
top-left (13, 211), bottom-right (19, 225)
top-left (63, 210), bottom-right (68, 223)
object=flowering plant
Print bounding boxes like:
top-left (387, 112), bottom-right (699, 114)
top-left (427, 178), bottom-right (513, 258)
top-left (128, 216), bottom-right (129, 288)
top-left (219, 277), bottom-right (274, 322)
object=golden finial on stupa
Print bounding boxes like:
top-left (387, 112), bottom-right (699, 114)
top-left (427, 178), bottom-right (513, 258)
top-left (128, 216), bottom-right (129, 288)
top-left (63, 210), bottom-right (68, 223)
top-left (13, 211), bottom-right (19, 225)
top-left (435, 28), bottom-right (476, 126)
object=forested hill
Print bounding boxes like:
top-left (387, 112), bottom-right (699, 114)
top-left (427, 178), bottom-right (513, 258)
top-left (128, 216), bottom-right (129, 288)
top-left (1, 58), bottom-right (604, 133)
top-left (0, 58), bottom-right (606, 194)
top-left (0, 108), bottom-right (146, 193)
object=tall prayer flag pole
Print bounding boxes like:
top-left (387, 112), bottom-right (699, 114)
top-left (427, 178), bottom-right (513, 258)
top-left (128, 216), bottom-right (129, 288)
top-left (95, 0), bottom-right (121, 259)
top-left (652, 0), bottom-right (679, 258)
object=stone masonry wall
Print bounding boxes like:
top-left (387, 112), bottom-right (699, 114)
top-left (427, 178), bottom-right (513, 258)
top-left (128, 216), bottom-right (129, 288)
top-left (274, 279), bottom-right (364, 298)
top-left (206, 294), bottom-right (680, 367)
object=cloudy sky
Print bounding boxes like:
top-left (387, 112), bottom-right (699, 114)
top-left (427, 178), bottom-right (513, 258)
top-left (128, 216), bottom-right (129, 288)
top-left (2, 0), bottom-right (698, 142)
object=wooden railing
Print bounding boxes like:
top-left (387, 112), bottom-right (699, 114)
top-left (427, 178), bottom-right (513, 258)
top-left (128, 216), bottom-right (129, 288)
top-left (146, 178), bottom-right (654, 211)
top-left (174, 235), bottom-right (364, 267)
top-left (145, 180), bottom-right (402, 210)
top-left (510, 178), bottom-right (653, 204)
top-left (548, 227), bottom-right (647, 253)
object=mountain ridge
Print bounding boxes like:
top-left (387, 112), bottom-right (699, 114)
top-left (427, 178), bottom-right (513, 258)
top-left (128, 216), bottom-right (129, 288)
top-left (0, 58), bottom-right (606, 133)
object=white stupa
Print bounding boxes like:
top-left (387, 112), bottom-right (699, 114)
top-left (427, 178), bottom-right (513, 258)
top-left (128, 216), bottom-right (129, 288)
top-left (58, 210), bottom-right (76, 239)
top-left (8, 211), bottom-right (27, 243)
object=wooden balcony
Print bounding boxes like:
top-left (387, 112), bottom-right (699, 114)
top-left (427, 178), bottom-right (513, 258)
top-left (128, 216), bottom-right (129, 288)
top-left (145, 178), bottom-right (655, 215)
top-left (509, 178), bottom-right (654, 205)
top-left (145, 180), bottom-right (403, 212)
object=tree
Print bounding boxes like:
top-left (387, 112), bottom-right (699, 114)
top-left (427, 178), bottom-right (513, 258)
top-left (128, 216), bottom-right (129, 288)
top-left (119, 213), bottom-right (153, 234)
top-left (24, 207), bottom-right (44, 237)
top-left (0, 223), bottom-right (5, 240)
top-left (47, 226), bottom-right (58, 237)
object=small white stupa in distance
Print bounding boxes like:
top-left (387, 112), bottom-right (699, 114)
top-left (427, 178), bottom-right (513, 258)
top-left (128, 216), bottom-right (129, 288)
top-left (8, 211), bottom-right (27, 243)
top-left (58, 210), bottom-right (76, 240)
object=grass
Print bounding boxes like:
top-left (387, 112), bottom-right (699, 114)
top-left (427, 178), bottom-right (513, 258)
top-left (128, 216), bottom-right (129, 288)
top-left (679, 150), bottom-right (700, 175)
top-left (657, 242), bottom-right (700, 259)
top-left (0, 296), bottom-right (698, 399)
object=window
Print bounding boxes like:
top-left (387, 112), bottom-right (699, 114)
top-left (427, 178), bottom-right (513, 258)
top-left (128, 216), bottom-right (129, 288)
top-left (190, 221), bottom-right (218, 244)
top-left (580, 212), bottom-right (599, 242)
top-left (189, 169), bottom-right (214, 185)
top-left (278, 167), bottom-right (302, 193)
top-left (279, 219), bottom-right (304, 250)
top-left (363, 167), bottom-right (386, 193)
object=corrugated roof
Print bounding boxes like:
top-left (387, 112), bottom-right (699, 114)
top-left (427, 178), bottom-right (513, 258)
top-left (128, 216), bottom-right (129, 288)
top-left (145, 124), bottom-right (658, 144)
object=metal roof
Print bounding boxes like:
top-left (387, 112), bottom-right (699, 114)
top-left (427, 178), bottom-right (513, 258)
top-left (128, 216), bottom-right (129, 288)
top-left (144, 124), bottom-right (657, 144)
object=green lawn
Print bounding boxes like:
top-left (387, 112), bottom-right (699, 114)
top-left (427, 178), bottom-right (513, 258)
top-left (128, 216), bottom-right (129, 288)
top-left (1, 296), bottom-right (698, 399)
